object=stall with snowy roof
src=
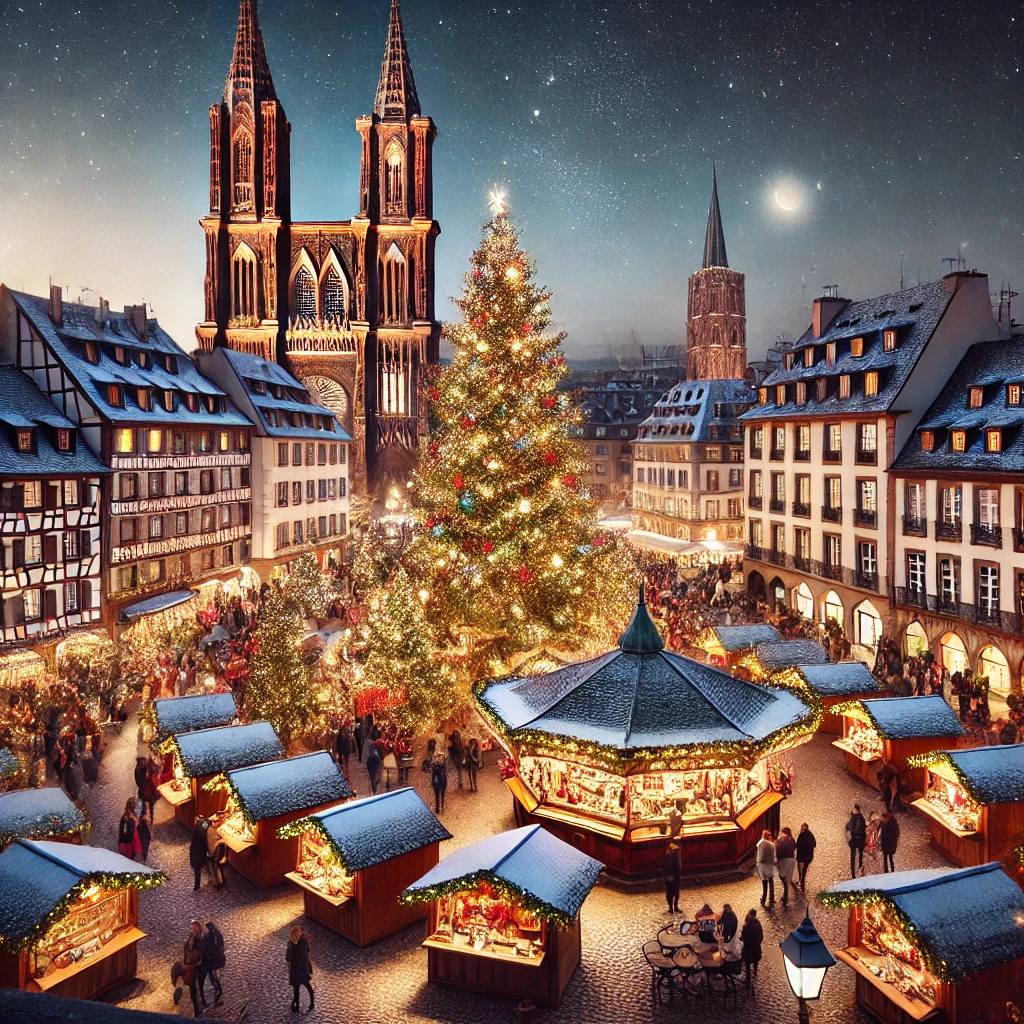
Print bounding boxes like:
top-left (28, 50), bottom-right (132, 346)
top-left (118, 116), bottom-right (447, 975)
top-left (475, 588), bottom-right (819, 877)
top-left (402, 824), bottom-right (603, 1007)
top-left (820, 863), bottom-right (1024, 1024)
top-left (694, 624), bottom-right (782, 669)
top-left (832, 695), bottom-right (965, 792)
top-left (0, 839), bottom-right (164, 1000)
top-left (151, 692), bottom-right (237, 742)
top-left (157, 721), bottom-right (284, 829)
top-left (774, 662), bottom-right (883, 734)
top-left (202, 751), bottom-right (352, 890)
top-left (0, 788), bottom-right (87, 850)
top-left (908, 744), bottom-right (1024, 874)
top-left (282, 788), bottom-right (452, 946)
top-left (741, 638), bottom-right (830, 681)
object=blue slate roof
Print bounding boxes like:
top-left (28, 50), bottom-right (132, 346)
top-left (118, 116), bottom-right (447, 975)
top-left (943, 744), bottom-right (1024, 804)
top-left (119, 589), bottom-right (196, 622)
top-left (0, 788), bottom-right (86, 846)
top-left (298, 788), bottom-right (452, 872)
top-left (173, 721), bottom-right (284, 779)
top-left (741, 280), bottom-right (954, 422)
top-left (152, 693), bottom-right (237, 738)
top-left (225, 751), bottom-right (352, 822)
top-left (403, 825), bottom-right (603, 921)
top-left (754, 639), bottom-right (829, 672)
top-left (823, 862), bottom-right (1024, 980)
top-left (9, 291), bottom-right (250, 428)
top-left (637, 378), bottom-right (755, 444)
top-left (704, 624), bottom-right (782, 653)
top-left (0, 366), bottom-right (108, 477)
top-left (859, 695), bottom-right (964, 740)
top-left (220, 349), bottom-right (352, 441)
top-left (0, 839), bottom-right (162, 945)
top-left (795, 662), bottom-right (878, 697)
top-left (0, 989), bottom-right (187, 1024)
top-left (892, 340), bottom-right (1024, 473)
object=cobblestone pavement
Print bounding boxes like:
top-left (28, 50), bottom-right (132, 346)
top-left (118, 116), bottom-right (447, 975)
top-left (82, 719), bottom-right (953, 1024)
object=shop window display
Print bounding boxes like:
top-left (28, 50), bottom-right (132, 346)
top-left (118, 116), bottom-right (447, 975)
top-left (31, 886), bottom-right (131, 982)
top-left (853, 902), bottom-right (939, 1009)
top-left (920, 765), bottom-right (980, 834)
top-left (293, 829), bottom-right (354, 901)
top-left (833, 715), bottom-right (883, 763)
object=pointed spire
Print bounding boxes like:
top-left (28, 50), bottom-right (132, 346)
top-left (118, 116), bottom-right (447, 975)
top-left (702, 166), bottom-right (728, 269)
top-left (224, 0), bottom-right (276, 108)
top-left (618, 583), bottom-right (665, 654)
top-left (374, 0), bottom-right (421, 122)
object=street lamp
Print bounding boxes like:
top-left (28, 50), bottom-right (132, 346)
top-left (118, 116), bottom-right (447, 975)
top-left (780, 912), bottom-right (836, 1024)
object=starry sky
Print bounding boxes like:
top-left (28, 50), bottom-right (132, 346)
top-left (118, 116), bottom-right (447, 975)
top-left (1, 1), bottom-right (1021, 361)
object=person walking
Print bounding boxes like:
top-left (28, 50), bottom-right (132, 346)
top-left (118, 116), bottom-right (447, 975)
top-left (365, 744), bottom-right (382, 795)
top-left (118, 799), bottom-right (140, 860)
top-left (465, 737), bottom-right (482, 792)
top-left (430, 756), bottom-right (448, 813)
top-left (719, 903), bottom-right (738, 943)
top-left (880, 810), bottom-right (900, 873)
top-left (876, 760), bottom-right (897, 812)
top-left (200, 921), bottom-right (225, 1008)
top-left (141, 759), bottom-right (159, 822)
top-left (775, 826), bottom-right (797, 907)
top-left (382, 747), bottom-right (397, 792)
top-left (755, 829), bottom-right (776, 907)
top-left (740, 909), bottom-right (763, 991)
top-left (335, 721), bottom-right (353, 777)
top-left (661, 840), bottom-right (681, 913)
top-left (448, 730), bottom-right (464, 790)
top-left (136, 814), bottom-right (152, 864)
top-left (846, 803), bottom-right (867, 878)
top-left (353, 718), bottom-right (365, 762)
top-left (180, 920), bottom-right (205, 1017)
top-left (286, 925), bottom-right (314, 1013)
top-left (795, 822), bottom-right (816, 893)
top-left (190, 819), bottom-right (209, 892)
top-left (134, 755), bottom-right (149, 811)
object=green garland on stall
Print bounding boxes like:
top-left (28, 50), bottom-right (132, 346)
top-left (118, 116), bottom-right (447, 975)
top-left (0, 868), bottom-right (167, 953)
top-left (274, 816), bottom-right (351, 867)
top-left (398, 869), bottom-right (578, 931)
top-left (201, 773), bottom-right (257, 826)
top-left (904, 751), bottom-right (983, 803)
top-left (0, 808), bottom-right (90, 851)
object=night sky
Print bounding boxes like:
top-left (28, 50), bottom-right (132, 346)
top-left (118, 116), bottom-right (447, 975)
top-left (1, 1), bottom-right (1021, 360)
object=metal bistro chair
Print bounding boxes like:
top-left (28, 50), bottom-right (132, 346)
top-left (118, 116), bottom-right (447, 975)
top-left (703, 955), bottom-right (743, 1010)
top-left (642, 939), bottom-right (679, 1003)
top-left (670, 945), bottom-right (706, 1000)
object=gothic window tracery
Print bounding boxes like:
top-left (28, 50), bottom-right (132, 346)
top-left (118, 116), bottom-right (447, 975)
top-left (379, 242), bottom-right (407, 326)
top-left (232, 131), bottom-right (254, 210)
top-left (232, 243), bottom-right (259, 320)
top-left (384, 139), bottom-right (405, 215)
top-left (293, 267), bottom-right (316, 318)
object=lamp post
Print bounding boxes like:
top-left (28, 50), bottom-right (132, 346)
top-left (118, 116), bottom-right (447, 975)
top-left (780, 912), bottom-right (836, 1024)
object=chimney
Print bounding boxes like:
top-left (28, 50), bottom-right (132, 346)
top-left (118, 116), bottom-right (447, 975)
top-left (49, 284), bottom-right (63, 326)
top-left (96, 297), bottom-right (109, 327)
top-left (812, 287), bottom-right (847, 338)
top-left (124, 304), bottom-right (148, 340)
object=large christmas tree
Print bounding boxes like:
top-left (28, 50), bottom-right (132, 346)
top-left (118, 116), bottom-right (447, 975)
top-left (410, 202), bottom-right (635, 667)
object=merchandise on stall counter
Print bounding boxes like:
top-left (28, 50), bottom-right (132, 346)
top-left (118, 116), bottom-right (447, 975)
top-left (834, 717), bottom-right (883, 762)
top-left (851, 902), bottom-right (939, 1008)
top-left (921, 766), bottom-right (980, 833)
top-left (30, 886), bottom-right (130, 980)
top-left (293, 829), bottom-right (354, 900)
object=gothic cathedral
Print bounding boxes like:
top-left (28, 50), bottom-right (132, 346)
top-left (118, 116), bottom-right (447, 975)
top-left (196, 0), bottom-right (440, 497)
top-left (685, 169), bottom-right (746, 380)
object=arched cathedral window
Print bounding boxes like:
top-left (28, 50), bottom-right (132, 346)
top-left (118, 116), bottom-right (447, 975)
top-left (232, 243), bottom-right (258, 320)
top-left (293, 267), bottom-right (316, 318)
top-left (321, 268), bottom-right (346, 321)
top-left (384, 140), bottom-right (405, 215)
top-left (379, 243), bottom-right (407, 326)
top-left (233, 131), bottom-right (254, 210)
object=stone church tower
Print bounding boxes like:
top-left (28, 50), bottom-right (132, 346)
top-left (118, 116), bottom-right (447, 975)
top-left (197, 0), bottom-right (440, 497)
top-left (685, 169), bottom-right (746, 380)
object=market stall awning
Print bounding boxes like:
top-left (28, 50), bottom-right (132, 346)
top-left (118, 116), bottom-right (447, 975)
top-left (753, 639), bottom-right (829, 672)
top-left (852, 694), bottom-right (965, 740)
top-left (118, 589), bottom-right (196, 623)
top-left (171, 722), bottom-right (284, 779)
top-left (820, 862), bottom-right (1024, 981)
top-left (597, 516), bottom-right (634, 531)
top-left (0, 788), bottom-right (86, 848)
top-left (625, 530), bottom-right (700, 554)
top-left (284, 788), bottom-right (452, 872)
top-left (402, 824), bottom-right (603, 924)
top-left (910, 743), bottom-right (1024, 805)
top-left (792, 662), bottom-right (878, 697)
top-left (152, 692), bottom-right (237, 738)
top-left (224, 751), bottom-right (352, 823)
top-left (697, 624), bottom-right (782, 654)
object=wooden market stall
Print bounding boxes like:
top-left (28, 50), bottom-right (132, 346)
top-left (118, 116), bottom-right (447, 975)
top-left (910, 744), bottom-right (1024, 874)
top-left (151, 692), bottom-right (237, 741)
top-left (746, 638), bottom-right (830, 680)
top-left (832, 695), bottom-right (965, 793)
top-left (820, 862), bottom-right (1024, 1024)
top-left (284, 788), bottom-right (452, 946)
top-left (694, 624), bottom-right (782, 669)
top-left (0, 788), bottom-right (87, 850)
top-left (157, 722), bottom-right (284, 829)
top-left (207, 751), bottom-right (352, 890)
top-left (475, 588), bottom-right (820, 878)
top-left (0, 839), bottom-right (164, 1000)
top-left (780, 662), bottom-right (884, 734)
top-left (402, 824), bottom-right (603, 1008)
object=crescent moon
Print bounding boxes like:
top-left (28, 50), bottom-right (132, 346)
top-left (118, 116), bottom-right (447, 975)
top-left (774, 188), bottom-right (799, 212)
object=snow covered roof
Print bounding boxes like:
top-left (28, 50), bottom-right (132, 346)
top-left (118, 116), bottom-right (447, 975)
top-left (859, 695), bottom-right (965, 740)
top-left (0, 989), bottom-right (186, 1024)
top-left (701, 624), bottom-right (782, 653)
top-left (0, 839), bottom-right (164, 947)
top-left (295, 788), bottom-right (452, 872)
top-left (637, 378), bottom-right (755, 444)
top-left (118, 589), bottom-right (196, 623)
top-left (225, 751), bottom-right (352, 822)
top-left (794, 662), bottom-right (879, 697)
top-left (0, 788), bottom-right (86, 847)
top-left (822, 862), bottom-right (1024, 980)
top-left (152, 693), bottom-right (237, 738)
top-left (172, 721), bottom-right (284, 779)
top-left (403, 825), bottom-right (602, 922)
top-left (938, 744), bottom-right (1024, 804)
top-left (754, 639), bottom-right (829, 671)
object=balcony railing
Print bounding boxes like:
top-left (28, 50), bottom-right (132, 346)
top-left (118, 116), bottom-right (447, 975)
top-left (821, 505), bottom-right (843, 524)
top-left (769, 498), bottom-right (785, 513)
top-left (970, 523), bottom-right (1003, 549)
top-left (892, 587), bottom-right (1024, 639)
top-left (855, 449), bottom-right (878, 465)
top-left (794, 449), bottom-right (811, 462)
top-left (748, 495), bottom-right (763, 510)
top-left (853, 508), bottom-right (878, 528)
top-left (769, 449), bottom-right (786, 462)
top-left (744, 545), bottom-right (884, 593)
top-left (791, 501), bottom-right (811, 518)
top-left (822, 450), bottom-right (842, 463)
top-left (902, 516), bottom-right (927, 537)
top-left (935, 519), bottom-right (962, 542)
top-left (856, 572), bottom-right (879, 591)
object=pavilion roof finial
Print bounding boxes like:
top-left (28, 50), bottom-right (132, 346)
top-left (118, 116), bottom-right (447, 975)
top-left (618, 582), bottom-right (665, 654)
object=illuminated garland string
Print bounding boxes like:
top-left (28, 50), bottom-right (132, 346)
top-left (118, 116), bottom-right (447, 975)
top-left (904, 751), bottom-right (984, 803)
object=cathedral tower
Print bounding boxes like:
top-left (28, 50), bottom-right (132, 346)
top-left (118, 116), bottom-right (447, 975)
top-left (686, 169), bottom-right (746, 380)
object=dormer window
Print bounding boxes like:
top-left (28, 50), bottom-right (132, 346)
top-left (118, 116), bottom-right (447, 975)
top-left (864, 372), bottom-right (879, 397)
top-left (758, 388), bottom-right (767, 405)
top-left (883, 328), bottom-right (897, 352)
top-left (839, 375), bottom-right (851, 400)
top-left (783, 352), bottom-right (794, 370)
top-left (250, 379), bottom-right (266, 396)
top-left (107, 385), bottom-right (122, 407)
top-left (804, 347), bottom-right (814, 368)
top-left (164, 355), bottom-right (177, 374)
top-left (186, 394), bottom-right (198, 413)
top-left (816, 378), bottom-right (827, 402)
top-left (776, 385), bottom-right (786, 405)
top-left (920, 430), bottom-right (934, 451)
top-left (969, 387), bottom-right (984, 409)
top-left (137, 388), bottom-right (151, 411)
top-left (16, 429), bottom-right (33, 453)
top-left (115, 347), bottom-right (127, 365)
top-left (136, 351), bottom-right (149, 369)
top-left (952, 430), bottom-right (966, 452)
top-left (986, 429), bottom-right (1002, 453)
top-left (85, 343), bottom-right (100, 364)
top-left (163, 390), bottom-right (175, 412)
top-left (850, 337), bottom-right (864, 357)
top-left (1009, 385), bottom-right (1021, 406)
top-left (57, 429), bottom-right (71, 452)
top-left (826, 342), bottom-right (836, 366)
top-left (795, 382), bottom-right (807, 405)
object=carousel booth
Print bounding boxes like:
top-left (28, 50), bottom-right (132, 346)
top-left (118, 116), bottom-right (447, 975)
top-left (151, 693), bottom-right (237, 741)
top-left (821, 862), bottom-right (1024, 1024)
top-left (695, 624), bottom-right (782, 669)
top-left (909, 744), bottom-right (1024, 874)
top-left (475, 590), bottom-right (819, 877)
top-left (283, 788), bottom-right (452, 946)
top-left (832, 695), bottom-right (965, 793)
top-left (402, 824), bottom-right (603, 1007)
top-left (157, 722), bottom-right (284, 829)
top-left (205, 751), bottom-right (352, 890)
top-left (781, 662), bottom-right (883, 734)
top-left (0, 788), bottom-right (86, 850)
top-left (0, 839), bottom-right (164, 1000)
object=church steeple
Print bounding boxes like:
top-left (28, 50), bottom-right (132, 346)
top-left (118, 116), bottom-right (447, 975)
top-left (374, 0), bottom-right (421, 122)
top-left (224, 0), bottom-right (276, 109)
top-left (702, 167), bottom-right (728, 269)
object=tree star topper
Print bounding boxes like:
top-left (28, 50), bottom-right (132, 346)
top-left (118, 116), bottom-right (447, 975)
top-left (488, 186), bottom-right (509, 217)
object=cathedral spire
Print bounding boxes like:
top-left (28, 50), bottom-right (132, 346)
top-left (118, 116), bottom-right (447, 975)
top-left (702, 166), bottom-right (728, 269)
top-left (224, 0), bottom-right (276, 108)
top-left (374, 0), bottom-right (421, 122)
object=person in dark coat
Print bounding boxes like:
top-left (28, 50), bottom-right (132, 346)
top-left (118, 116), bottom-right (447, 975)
top-left (200, 921), bottom-right (225, 1007)
top-left (465, 737), bottom-right (482, 792)
top-left (353, 719), bottom-right (365, 762)
top-left (365, 745), bottom-right (382, 795)
top-left (795, 822), bottom-right (816, 892)
top-left (134, 755), bottom-right (149, 807)
top-left (430, 757), bottom-right (448, 813)
top-left (740, 909), bottom-right (763, 991)
top-left (190, 820), bottom-right (209, 891)
top-left (661, 841), bottom-right (681, 913)
top-left (179, 920), bottom-right (204, 1017)
top-left (448, 730), bottom-right (464, 790)
top-left (118, 799), bottom-right (139, 860)
top-left (845, 803), bottom-right (866, 878)
top-left (880, 811), bottom-right (900, 872)
top-left (136, 815), bottom-right (152, 863)
top-left (876, 761), bottom-right (897, 812)
top-left (286, 925), bottom-right (314, 1012)
top-left (719, 904), bottom-right (738, 943)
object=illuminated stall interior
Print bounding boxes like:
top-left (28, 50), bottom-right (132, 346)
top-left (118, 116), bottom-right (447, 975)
top-left (402, 825), bottom-right (603, 1007)
top-left (476, 589), bottom-right (819, 877)
top-left (694, 624), bottom-right (782, 669)
top-left (821, 863), bottom-right (1024, 1024)
top-left (0, 788), bottom-right (87, 850)
top-left (0, 839), bottom-right (164, 1000)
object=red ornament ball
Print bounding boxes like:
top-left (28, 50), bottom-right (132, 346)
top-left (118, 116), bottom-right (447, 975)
top-left (522, 323), bottom-right (533, 335)
top-left (453, 473), bottom-right (464, 491)
top-left (461, 416), bottom-right (474, 430)
top-left (482, 541), bottom-right (494, 554)
top-left (562, 475), bottom-right (577, 488)
top-left (541, 396), bottom-right (556, 409)
top-left (543, 452), bottom-right (557, 466)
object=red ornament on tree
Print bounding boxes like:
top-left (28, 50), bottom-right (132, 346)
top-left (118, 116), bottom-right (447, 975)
top-left (430, 442), bottom-right (440, 460)
top-left (541, 396), bottom-right (556, 409)
top-left (429, 388), bottom-right (440, 402)
top-left (522, 323), bottom-right (533, 335)
top-left (543, 452), bottom-right (557, 466)
top-left (562, 475), bottom-right (577, 488)
top-left (482, 541), bottom-right (494, 554)
top-left (461, 416), bottom-right (475, 430)
top-left (518, 565), bottom-right (534, 584)
top-left (453, 474), bottom-right (464, 491)
top-left (473, 269), bottom-right (482, 279)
